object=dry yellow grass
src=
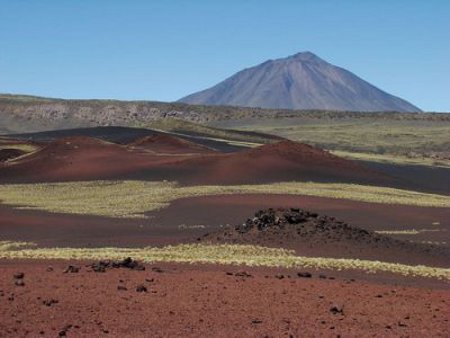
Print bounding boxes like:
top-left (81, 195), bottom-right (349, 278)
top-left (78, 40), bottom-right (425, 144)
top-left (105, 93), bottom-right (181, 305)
top-left (0, 180), bottom-right (449, 218)
top-left (375, 229), bottom-right (446, 235)
top-left (1, 241), bottom-right (449, 281)
top-left (0, 143), bottom-right (39, 153)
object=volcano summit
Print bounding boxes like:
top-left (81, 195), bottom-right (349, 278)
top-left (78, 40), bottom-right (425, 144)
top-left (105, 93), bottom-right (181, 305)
top-left (179, 52), bottom-right (420, 112)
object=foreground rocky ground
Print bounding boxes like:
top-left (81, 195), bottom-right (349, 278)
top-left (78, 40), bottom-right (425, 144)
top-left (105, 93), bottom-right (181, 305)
top-left (0, 261), bottom-right (449, 337)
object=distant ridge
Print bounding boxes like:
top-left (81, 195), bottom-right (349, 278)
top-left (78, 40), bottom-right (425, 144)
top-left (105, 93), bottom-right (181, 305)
top-left (179, 52), bottom-right (421, 112)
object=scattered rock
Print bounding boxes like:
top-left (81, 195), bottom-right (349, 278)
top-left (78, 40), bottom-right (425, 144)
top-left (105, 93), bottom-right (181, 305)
top-left (14, 279), bottom-right (25, 287)
top-left (275, 274), bottom-right (285, 279)
top-left (43, 299), bottom-right (59, 307)
top-left (200, 208), bottom-right (396, 252)
top-left (46, 266), bottom-right (54, 272)
top-left (58, 324), bottom-right (72, 337)
top-left (152, 267), bottom-right (164, 273)
top-left (330, 304), bottom-right (344, 315)
top-left (297, 272), bottom-right (312, 278)
top-left (64, 265), bottom-right (80, 273)
top-left (117, 285), bottom-right (127, 291)
top-left (13, 272), bottom-right (24, 279)
top-left (89, 257), bottom-right (145, 272)
top-left (136, 285), bottom-right (148, 293)
top-left (234, 271), bottom-right (252, 278)
top-left (252, 319), bottom-right (263, 324)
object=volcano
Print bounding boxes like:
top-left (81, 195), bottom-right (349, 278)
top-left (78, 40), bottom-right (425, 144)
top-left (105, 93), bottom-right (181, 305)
top-left (179, 52), bottom-right (420, 112)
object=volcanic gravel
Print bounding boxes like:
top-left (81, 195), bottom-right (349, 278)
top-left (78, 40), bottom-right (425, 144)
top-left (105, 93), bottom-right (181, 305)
top-left (0, 261), bottom-right (448, 337)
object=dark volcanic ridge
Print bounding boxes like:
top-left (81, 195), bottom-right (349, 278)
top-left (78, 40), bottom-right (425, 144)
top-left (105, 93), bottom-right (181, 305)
top-left (0, 135), bottom-right (395, 187)
top-left (175, 140), bottom-right (392, 185)
top-left (199, 208), bottom-right (449, 266)
top-left (129, 134), bottom-right (216, 154)
top-left (179, 51), bottom-right (421, 112)
top-left (7, 126), bottom-right (279, 153)
top-left (0, 148), bottom-right (26, 162)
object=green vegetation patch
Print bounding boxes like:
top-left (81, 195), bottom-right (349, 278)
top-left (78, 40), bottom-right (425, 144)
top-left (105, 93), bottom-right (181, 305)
top-left (0, 180), bottom-right (449, 218)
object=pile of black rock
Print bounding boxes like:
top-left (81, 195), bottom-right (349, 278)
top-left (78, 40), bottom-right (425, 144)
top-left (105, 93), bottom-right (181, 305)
top-left (230, 207), bottom-right (380, 243)
top-left (237, 208), bottom-right (320, 232)
top-left (89, 257), bottom-right (145, 273)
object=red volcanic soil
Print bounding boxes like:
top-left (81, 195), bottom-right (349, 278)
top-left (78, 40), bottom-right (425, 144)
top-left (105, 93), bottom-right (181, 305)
top-left (129, 134), bottom-right (215, 154)
top-left (0, 136), bottom-right (194, 182)
top-left (0, 205), bottom-right (198, 248)
top-left (0, 138), bottom-right (394, 187)
top-left (0, 261), bottom-right (449, 337)
top-left (1, 194), bottom-right (448, 267)
top-left (170, 140), bottom-right (393, 185)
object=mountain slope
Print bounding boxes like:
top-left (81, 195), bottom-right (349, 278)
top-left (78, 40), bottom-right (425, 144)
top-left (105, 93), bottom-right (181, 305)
top-left (179, 52), bottom-right (421, 112)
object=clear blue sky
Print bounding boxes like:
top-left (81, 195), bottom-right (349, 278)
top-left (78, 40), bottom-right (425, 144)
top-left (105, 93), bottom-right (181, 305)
top-left (1, 0), bottom-right (449, 111)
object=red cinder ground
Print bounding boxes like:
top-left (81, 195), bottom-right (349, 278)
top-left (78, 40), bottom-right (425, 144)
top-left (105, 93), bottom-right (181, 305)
top-left (0, 137), bottom-right (392, 186)
top-left (0, 261), bottom-right (449, 338)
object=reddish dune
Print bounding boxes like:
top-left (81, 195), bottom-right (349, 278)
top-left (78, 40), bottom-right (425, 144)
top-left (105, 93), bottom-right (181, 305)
top-left (129, 134), bottom-right (215, 154)
top-left (0, 136), bottom-right (181, 182)
top-left (172, 140), bottom-right (392, 185)
top-left (0, 138), bottom-right (393, 186)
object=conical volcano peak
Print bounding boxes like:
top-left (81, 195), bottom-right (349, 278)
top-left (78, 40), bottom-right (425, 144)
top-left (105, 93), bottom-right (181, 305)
top-left (288, 51), bottom-right (325, 63)
top-left (179, 52), bottom-right (421, 112)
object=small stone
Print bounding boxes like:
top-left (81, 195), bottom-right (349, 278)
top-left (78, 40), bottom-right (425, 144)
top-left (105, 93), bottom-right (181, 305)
top-left (234, 271), bottom-right (252, 278)
top-left (13, 272), bottom-right (24, 279)
top-left (136, 285), bottom-right (147, 293)
top-left (330, 305), bottom-right (344, 315)
top-left (298, 272), bottom-right (312, 278)
top-left (14, 279), bottom-right (25, 287)
top-left (64, 265), bottom-right (80, 273)
top-left (43, 299), bottom-right (59, 307)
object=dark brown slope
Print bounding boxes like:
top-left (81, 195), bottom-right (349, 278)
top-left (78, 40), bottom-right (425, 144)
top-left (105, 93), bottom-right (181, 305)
top-left (0, 137), bottom-right (392, 187)
top-left (0, 136), bottom-right (183, 182)
top-left (7, 126), bottom-right (278, 153)
top-left (129, 134), bottom-right (215, 154)
top-left (168, 140), bottom-right (392, 185)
